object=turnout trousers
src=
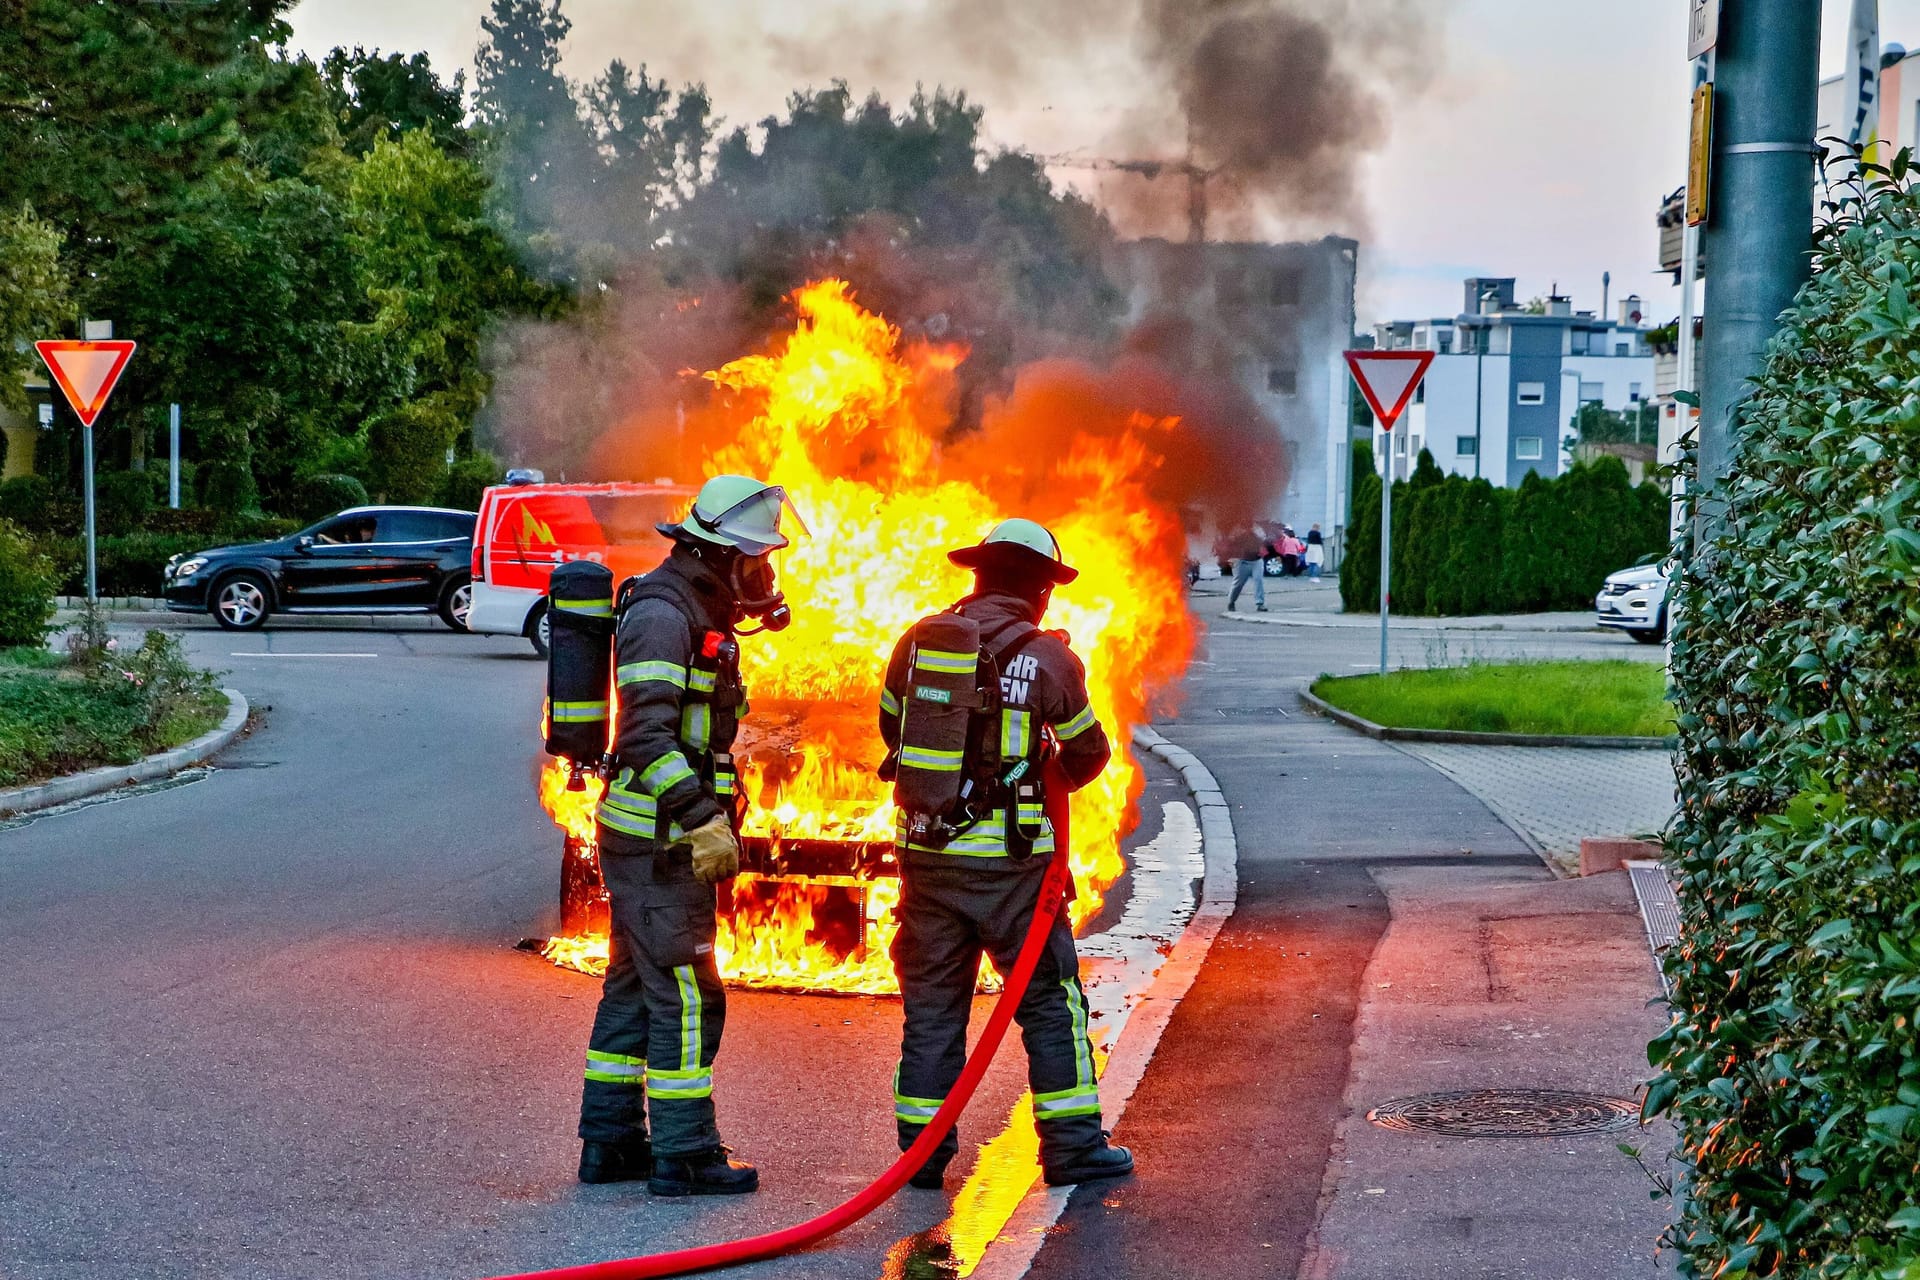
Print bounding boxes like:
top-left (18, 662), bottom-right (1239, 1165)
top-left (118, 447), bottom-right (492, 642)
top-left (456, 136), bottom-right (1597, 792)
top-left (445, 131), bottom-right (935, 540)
top-left (578, 831), bottom-right (727, 1157)
top-left (890, 853), bottom-right (1105, 1170)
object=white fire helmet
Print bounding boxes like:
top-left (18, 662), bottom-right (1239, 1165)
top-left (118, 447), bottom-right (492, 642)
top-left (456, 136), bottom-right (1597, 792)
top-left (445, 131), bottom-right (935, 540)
top-left (661, 475), bottom-right (794, 556)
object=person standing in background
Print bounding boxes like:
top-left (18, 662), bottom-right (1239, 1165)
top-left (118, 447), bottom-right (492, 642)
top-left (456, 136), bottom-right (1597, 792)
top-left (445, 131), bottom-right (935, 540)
top-left (1225, 525), bottom-right (1268, 613)
top-left (1305, 524), bottom-right (1326, 579)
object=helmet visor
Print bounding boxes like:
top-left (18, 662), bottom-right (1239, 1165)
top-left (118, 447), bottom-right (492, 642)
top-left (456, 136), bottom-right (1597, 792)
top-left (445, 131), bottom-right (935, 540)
top-left (694, 483), bottom-right (794, 555)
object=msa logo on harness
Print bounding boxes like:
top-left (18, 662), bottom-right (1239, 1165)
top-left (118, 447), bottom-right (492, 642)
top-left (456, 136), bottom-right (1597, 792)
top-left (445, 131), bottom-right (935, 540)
top-left (887, 609), bottom-right (1048, 857)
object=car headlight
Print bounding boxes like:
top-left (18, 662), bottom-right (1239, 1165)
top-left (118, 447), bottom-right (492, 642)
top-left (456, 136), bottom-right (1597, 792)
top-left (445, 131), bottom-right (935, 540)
top-left (173, 557), bottom-right (208, 578)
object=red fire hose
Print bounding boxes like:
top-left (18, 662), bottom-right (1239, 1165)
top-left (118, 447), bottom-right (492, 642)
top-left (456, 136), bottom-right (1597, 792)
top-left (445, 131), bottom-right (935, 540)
top-left (486, 766), bottom-right (1075, 1280)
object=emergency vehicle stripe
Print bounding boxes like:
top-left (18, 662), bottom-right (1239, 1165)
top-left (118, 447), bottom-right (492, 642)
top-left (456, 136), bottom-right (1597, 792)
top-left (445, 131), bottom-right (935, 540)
top-left (879, 687), bottom-right (901, 717)
top-left (1001, 709), bottom-right (1030, 759)
top-left (647, 1065), bottom-right (714, 1100)
top-left (899, 744), bottom-right (965, 772)
top-left (913, 648), bottom-right (977, 675)
top-left (550, 699), bottom-right (608, 722)
top-left (618, 660), bottom-right (687, 689)
top-left (554, 596), bottom-right (613, 617)
top-left (680, 703), bottom-right (712, 751)
top-left (1033, 1086), bottom-right (1101, 1120)
top-left (893, 1066), bottom-right (944, 1124)
top-left (675, 965), bottom-right (703, 1078)
top-left (584, 1050), bottom-right (646, 1084)
top-left (638, 752), bottom-right (696, 794)
top-left (1056, 704), bottom-right (1099, 740)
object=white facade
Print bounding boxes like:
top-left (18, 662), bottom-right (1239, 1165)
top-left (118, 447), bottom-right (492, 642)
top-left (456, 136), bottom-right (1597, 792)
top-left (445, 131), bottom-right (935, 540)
top-left (1373, 280), bottom-right (1655, 486)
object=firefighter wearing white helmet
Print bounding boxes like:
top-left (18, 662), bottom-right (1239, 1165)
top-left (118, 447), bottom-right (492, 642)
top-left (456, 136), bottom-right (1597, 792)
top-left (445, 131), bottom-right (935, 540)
top-left (576, 474), bottom-right (794, 1196)
top-left (876, 517), bottom-right (1134, 1190)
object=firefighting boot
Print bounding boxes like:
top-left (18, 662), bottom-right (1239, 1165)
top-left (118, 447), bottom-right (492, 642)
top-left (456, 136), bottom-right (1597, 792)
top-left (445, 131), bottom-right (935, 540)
top-left (907, 1152), bottom-right (952, 1190)
top-left (1041, 1137), bottom-right (1134, 1187)
top-left (578, 1139), bottom-right (652, 1184)
top-left (648, 1146), bottom-right (760, 1196)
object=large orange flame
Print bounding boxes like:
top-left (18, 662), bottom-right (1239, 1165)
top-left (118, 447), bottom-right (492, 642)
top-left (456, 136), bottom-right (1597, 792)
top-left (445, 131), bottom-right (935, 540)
top-left (538, 280), bottom-right (1194, 992)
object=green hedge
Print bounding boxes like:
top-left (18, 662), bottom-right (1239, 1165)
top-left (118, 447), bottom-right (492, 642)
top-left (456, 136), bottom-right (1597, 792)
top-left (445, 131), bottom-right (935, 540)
top-left (37, 516), bottom-right (300, 598)
top-left (1650, 163), bottom-right (1920, 1276)
top-left (1340, 445), bottom-right (1668, 615)
top-left (0, 519), bottom-right (57, 646)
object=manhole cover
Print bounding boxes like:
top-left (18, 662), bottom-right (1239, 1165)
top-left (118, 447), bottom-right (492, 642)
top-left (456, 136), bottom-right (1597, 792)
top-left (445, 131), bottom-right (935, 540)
top-left (1367, 1089), bottom-right (1640, 1138)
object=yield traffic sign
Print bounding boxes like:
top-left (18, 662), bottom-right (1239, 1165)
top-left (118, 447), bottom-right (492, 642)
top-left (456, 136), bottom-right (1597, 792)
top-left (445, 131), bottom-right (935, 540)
top-left (35, 340), bottom-right (136, 428)
top-left (1344, 350), bottom-right (1434, 429)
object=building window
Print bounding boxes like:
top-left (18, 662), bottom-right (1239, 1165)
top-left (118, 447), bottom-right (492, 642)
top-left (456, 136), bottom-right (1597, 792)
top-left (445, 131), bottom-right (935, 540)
top-left (1580, 381), bottom-right (1603, 403)
top-left (1515, 435), bottom-right (1544, 461)
top-left (1456, 435), bottom-right (1478, 456)
top-left (1571, 330), bottom-right (1591, 355)
top-left (1516, 381), bottom-right (1546, 405)
top-left (1395, 431), bottom-right (1409, 455)
top-left (1415, 381), bottom-right (1426, 403)
top-left (1615, 342), bottom-right (1630, 356)
top-left (1438, 334), bottom-right (1452, 354)
top-left (1267, 365), bottom-right (1297, 395)
top-left (1629, 382), bottom-right (1642, 402)
top-left (1270, 268), bottom-right (1301, 306)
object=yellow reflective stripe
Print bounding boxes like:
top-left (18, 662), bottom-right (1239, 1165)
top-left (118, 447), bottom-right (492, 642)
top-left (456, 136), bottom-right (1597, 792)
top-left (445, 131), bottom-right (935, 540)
top-left (1034, 1088), bottom-right (1101, 1119)
top-left (913, 648), bottom-right (977, 674)
top-left (584, 1050), bottom-right (646, 1084)
top-left (1001, 709), bottom-right (1030, 758)
top-left (1056, 704), bottom-right (1099, 740)
top-left (880, 688), bottom-right (902, 717)
top-left (598, 804), bottom-right (682, 841)
top-left (1064, 977), bottom-right (1095, 1092)
top-left (676, 965), bottom-right (701, 1074)
top-left (554, 596), bottom-right (612, 617)
top-left (617, 660), bottom-right (687, 689)
top-left (638, 752), bottom-right (695, 794)
top-left (894, 1065), bottom-right (944, 1123)
top-left (647, 1065), bottom-right (714, 1099)
top-left (689, 667), bottom-right (717, 694)
top-left (899, 745), bottom-right (964, 771)
top-left (549, 699), bottom-right (608, 722)
top-left (681, 702), bottom-right (712, 751)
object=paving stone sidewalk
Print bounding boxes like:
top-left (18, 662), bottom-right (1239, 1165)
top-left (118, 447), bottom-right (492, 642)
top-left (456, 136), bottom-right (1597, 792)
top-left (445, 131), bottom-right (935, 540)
top-left (1397, 743), bottom-right (1677, 871)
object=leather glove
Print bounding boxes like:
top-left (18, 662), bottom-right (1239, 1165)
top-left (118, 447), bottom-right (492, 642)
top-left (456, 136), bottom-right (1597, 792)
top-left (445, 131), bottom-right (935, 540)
top-left (685, 815), bottom-right (741, 885)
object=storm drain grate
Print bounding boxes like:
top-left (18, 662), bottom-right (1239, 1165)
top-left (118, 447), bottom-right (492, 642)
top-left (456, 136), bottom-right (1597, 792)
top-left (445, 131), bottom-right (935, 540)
top-left (1367, 1089), bottom-right (1641, 1138)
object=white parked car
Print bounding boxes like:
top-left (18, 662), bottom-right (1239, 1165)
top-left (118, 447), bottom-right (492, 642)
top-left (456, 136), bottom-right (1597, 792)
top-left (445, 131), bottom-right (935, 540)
top-left (1595, 557), bottom-right (1670, 644)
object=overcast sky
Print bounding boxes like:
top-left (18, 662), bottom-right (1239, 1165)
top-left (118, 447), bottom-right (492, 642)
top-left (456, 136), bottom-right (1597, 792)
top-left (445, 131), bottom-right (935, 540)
top-left (282, 0), bottom-right (1919, 330)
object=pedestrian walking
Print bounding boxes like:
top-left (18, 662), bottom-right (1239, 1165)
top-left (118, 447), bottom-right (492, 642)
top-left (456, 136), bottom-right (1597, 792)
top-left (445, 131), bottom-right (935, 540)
top-left (1225, 524), bottom-right (1268, 612)
top-left (1305, 524), bottom-right (1325, 579)
top-left (575, 474), bottom-right (795, 1196)
top-left (1277, 527), bottom-right (1305, 577)
top-left (878, 518), bottom-right (1134, 1190)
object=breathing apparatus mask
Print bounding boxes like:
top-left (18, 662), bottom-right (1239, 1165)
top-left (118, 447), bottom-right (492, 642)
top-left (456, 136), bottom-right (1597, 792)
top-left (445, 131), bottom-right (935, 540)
top-left (729, 551), bottom-right (791, 634)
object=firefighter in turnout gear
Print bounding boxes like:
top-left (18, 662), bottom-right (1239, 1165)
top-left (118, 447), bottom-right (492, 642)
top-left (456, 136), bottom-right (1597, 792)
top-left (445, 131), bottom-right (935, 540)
top-left (878, 518), bottom-right (1135, 1190)
top-left (575, 474), bottom-right (794, 1196)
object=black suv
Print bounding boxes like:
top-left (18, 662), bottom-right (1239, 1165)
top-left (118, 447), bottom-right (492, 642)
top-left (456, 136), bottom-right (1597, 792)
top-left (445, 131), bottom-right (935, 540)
top-left (163, 506), bottom-right (477, 632)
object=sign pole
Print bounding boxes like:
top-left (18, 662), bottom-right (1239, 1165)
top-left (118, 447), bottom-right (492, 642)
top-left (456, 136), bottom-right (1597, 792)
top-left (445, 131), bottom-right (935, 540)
top-left (169, 403), bottom-right (181, 509)
top-left (82, 420), bottom-right (97, 603)
top-left (1378, 424), bottom-right (1391, 675)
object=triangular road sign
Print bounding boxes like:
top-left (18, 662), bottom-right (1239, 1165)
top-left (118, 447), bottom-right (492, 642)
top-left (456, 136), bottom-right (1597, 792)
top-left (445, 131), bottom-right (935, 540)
top-left (1345, 350), bottom-right (1434, 429)
top-left (36, 340), bottom-right (137, 428)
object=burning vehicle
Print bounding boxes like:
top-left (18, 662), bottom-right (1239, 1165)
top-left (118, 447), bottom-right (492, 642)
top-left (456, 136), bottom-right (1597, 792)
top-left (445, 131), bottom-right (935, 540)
top-left (533, 279), bottom-right (1198, 994)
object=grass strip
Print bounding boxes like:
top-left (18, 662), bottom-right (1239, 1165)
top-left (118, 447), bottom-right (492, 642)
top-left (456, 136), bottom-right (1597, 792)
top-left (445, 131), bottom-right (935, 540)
top-left (1311, 659), bottom-right (1672, 738)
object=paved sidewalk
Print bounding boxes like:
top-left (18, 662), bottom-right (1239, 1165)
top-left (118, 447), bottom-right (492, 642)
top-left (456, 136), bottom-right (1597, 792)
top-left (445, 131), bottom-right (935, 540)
top-left (1397, 743), bottom-right (1676, 872)
top-left (1189, 576), bottom-right (1600, 633)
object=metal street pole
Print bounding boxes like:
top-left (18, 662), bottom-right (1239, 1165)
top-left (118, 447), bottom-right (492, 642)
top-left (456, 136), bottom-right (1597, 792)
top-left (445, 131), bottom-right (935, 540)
top-left (1378, 425), bottom-right (1391, 675)
top-left (169, 403), bottom-right (181, 509)
top-left (82, 421), bottom-right (97, 603)
top-left (1696, 0), bottom-right (1819, 534)
top-left (1472, 330), bottom-right (1485, 479)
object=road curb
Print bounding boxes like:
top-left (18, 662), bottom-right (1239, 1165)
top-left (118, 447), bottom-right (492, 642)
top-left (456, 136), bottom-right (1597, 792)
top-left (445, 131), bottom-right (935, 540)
top-left (54, 601), bottom-right (453, 633)
top-left (0, 687), bottom-right (250, 817)
top-left (970, 724), bottom-right (1238, 1280)
top-left (1297, 687), bottom-right (1672, 750)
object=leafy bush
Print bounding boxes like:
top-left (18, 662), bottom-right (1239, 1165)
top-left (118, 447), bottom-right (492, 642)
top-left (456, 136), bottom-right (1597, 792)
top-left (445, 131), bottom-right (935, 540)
top-left (369, 400), bottom-right (458, 504)
top-left (1340, 446), bottom-right (1667, 616)
top-left (289, 472), bottom-right (369, 521)
top-left (0, 518), bottom-right (57, 646)
top-left (437, 450), bottom-right (501, 512)
top-left (196, 459), bottom-right (258, 513)
top-left (0, 474), bottom-right (60, 531)
top-left (95, 469), bottom-right (153, 534)
top-left (1650, 162), bottom-right (1920, 1277)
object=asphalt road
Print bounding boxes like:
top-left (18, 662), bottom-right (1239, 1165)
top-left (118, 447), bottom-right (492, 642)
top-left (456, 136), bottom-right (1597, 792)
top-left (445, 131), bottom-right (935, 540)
top-left (0, 618), bottom-right (1189, 1280)
top-left (2, 599), bottom-right (1658, 1280)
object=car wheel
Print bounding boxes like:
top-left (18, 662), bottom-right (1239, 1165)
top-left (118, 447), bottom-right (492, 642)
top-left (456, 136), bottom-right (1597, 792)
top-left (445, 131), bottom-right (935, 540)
top-left (438, 575), bottom-right (473, 632)
top-left (210, 573), bottom-right (272, 631)
top-left (1629, 618), bottom-right (1664, 645)
top-left (527, 602), bottom-right (550, 658)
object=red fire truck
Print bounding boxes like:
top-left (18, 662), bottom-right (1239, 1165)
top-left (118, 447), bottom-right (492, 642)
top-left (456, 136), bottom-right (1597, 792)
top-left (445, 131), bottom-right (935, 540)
top-left (468, 479), bottom-right (696, 654)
